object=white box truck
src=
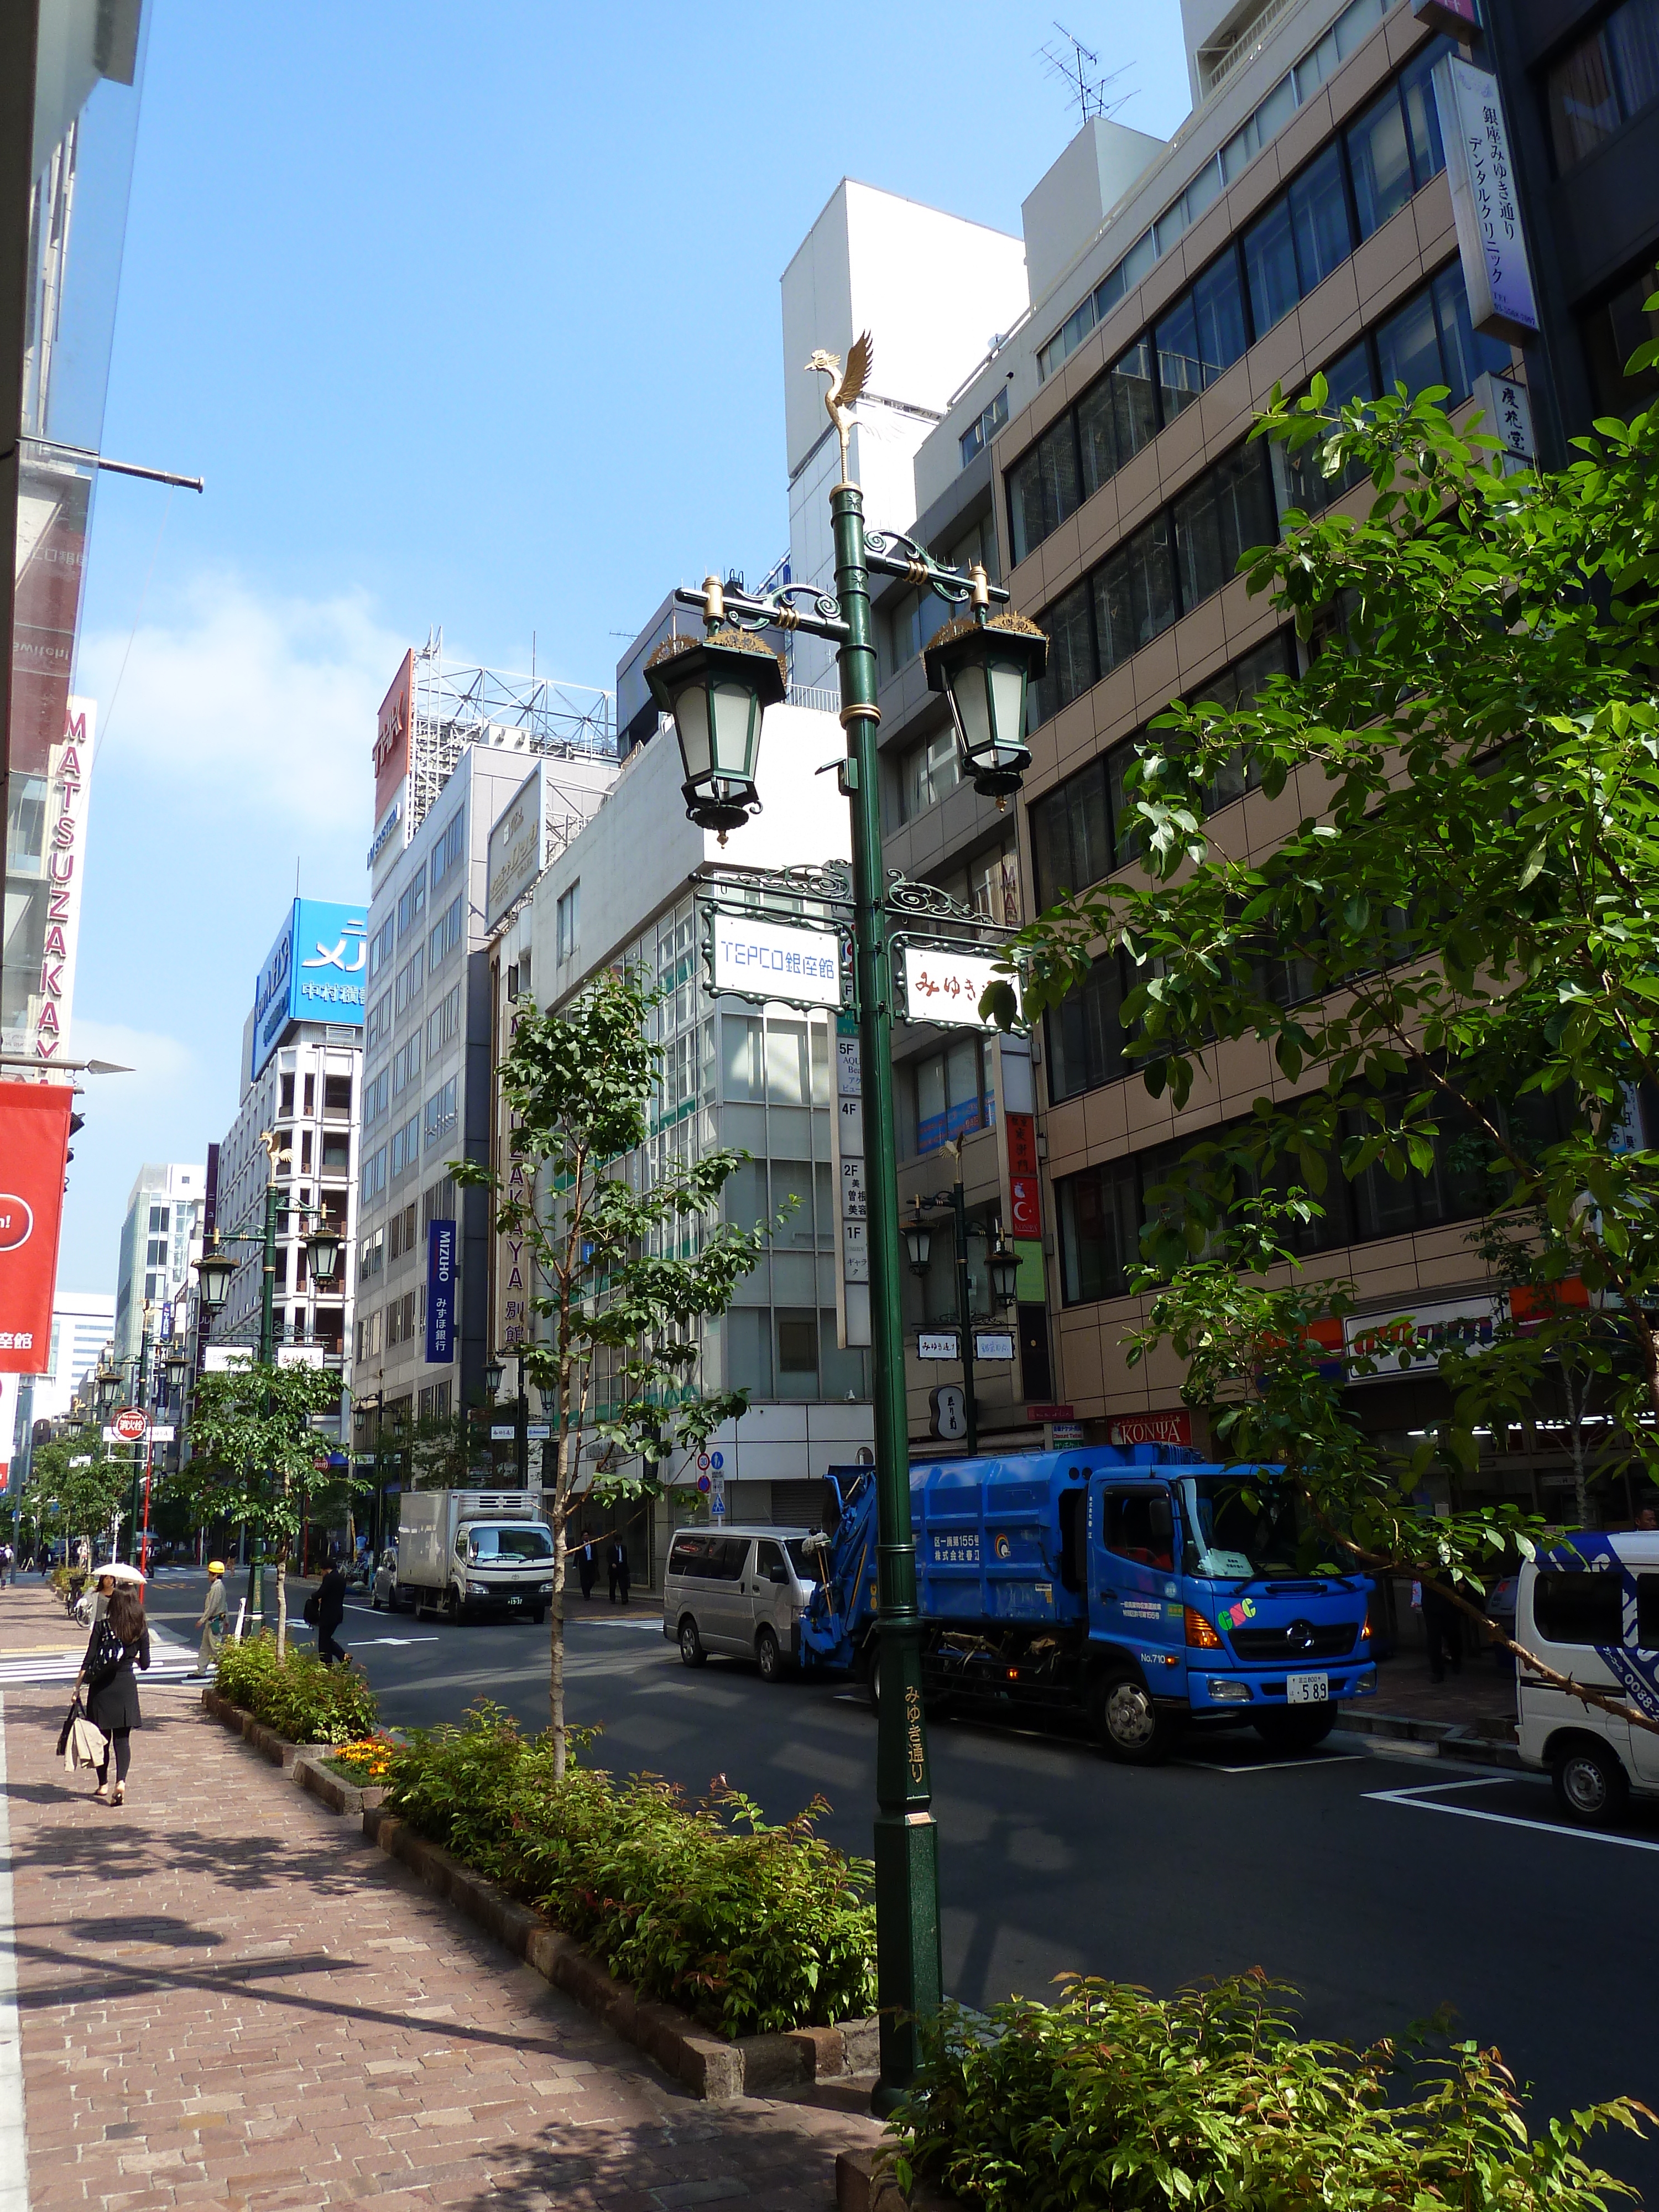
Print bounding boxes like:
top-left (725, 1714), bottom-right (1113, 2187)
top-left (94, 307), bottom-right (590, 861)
top-left (396, 1488), bottom-right (555, 1624)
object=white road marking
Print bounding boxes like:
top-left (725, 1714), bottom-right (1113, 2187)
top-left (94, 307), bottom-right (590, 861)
top-left (350, 1637), bottom-right (441, 1648)
top-left (1366, 1772), bottom-right (1659, 1851)
top-left (1176, 1752), bottom-right (1369, 1774)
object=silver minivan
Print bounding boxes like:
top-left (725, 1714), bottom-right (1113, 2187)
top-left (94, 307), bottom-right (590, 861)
top-left (662, 1525), bottom-right (819, 1682)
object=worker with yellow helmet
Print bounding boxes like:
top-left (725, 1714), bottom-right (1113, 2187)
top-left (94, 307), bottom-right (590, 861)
top-left (194, 1559), bottom-right (228, 1676)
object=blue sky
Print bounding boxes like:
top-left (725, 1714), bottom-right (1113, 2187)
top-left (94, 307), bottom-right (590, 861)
top-left (62, 0), bottom-right (1192, 1290)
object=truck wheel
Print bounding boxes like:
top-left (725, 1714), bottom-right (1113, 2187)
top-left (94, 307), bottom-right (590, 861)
top-left (1092, 1672), bottom-right (1174, 1765)
top-left (1552, 1740), bottom-right (1629, 1827)
top-left (679, 1616), bottom-right (707, 1668)
top-left (445, 1587), bottom-right (462, 1625)
top-left (531, 1606), bottom-right (546, 1625)
top-left (756, 1626), bottom-right (784, 1683)
top-left (1253, 1708), bottom-right (1337, 1752)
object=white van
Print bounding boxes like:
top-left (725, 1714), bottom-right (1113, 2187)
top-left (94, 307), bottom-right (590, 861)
top-left (1515, 1532), bottom-right (1659, 1825)
top-left (662, 1525), bottom-right (820, 1682)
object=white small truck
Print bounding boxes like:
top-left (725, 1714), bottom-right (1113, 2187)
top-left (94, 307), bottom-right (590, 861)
top-left (395, 1488), bottom-right (555, 1625)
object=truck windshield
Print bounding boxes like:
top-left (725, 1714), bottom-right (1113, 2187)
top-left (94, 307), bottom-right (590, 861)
top-left (1177, 1475), bottom-right (1329, 1580)
top-left (467, 1526), bottom-right (554, 1562)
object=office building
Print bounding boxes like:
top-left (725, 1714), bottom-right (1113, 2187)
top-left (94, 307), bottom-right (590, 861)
top-left (2, 7), bottom-right (149, 1063)
top-left (207, 899), bottom-right (367, 1390)
top-left (839, 0), bottom-right (1618, 1511)
top-left (114, 1162), bottom-right (205, 1376)
top-left (489, 673), bottom-right (863, 1587)
top-left (353, 644), bottom-right (617, 1444)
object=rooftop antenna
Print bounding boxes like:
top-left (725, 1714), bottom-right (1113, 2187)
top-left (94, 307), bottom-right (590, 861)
top-left (1040, 22), bottom-right (1131, 127)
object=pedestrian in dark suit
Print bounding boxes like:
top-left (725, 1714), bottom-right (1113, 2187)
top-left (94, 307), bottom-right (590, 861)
top-left (316, 1563), bottom-right (348, 1664)
top-left (608, 1539), bottom-right (630, 1605)
top-left (1421, 1579), bottom-right (1462, 1684)
top-left (578, 1540), bottom-right (596, 1600)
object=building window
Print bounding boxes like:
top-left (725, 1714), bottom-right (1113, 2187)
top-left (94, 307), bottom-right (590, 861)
top-left (361, 1147), bottom-right (387, 1202)
top-left (1047, 953), bottom-right (1133, 1105)
top-left (423, 1078), bottom-right (458, 1146)
top-left (430, 812), bottom-right (466, 893)
top-left (931, 837), bottom-right (1021, 926)
top-left (394, 948), bottom-right (424, 1015)
top-left (428, 893), bottom-right (463, 973)
top-left (1030, 632), bottom-right (1296, 912)
top-left (906, 1036), bottom-right (993, 1159)
top-left (427, 983), bottom-right (462, 1057)
top-left (366, 990), bottom-right (392, 1048)
top-left (1013, 38), bottom-right (1457, 566)
top-left (959, 383), bottom-right (1010, 467)
top-left (1547, 0), bottom-right (1659, 172)
top-left (776, 1311), bottom-right (820, 1399)
top-left (1026, 269), bottom-right (1501, 731)
top-left (392, 1034), bottom-right (421, 1099)
top-left (364, 1067), bottom-right (389, 1128)
top-left (148, 1205), bottom-right (169, 1232)
top-left (1583, 258), bottom-right (1659, 413)
top-left (324, 1072), bottom-right (353, 1114)
top-left (397, 868), bottom-right (427, 939)
top-left (896, 727), bottom-right (963, 825)
top-left (556, 881), bottom-right (580, 965)
top-left (358, 1227), bottom-right (384, 1282)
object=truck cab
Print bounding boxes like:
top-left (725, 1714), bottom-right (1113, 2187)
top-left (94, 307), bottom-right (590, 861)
top-left (1084, 1465), bottom-right (1375, 1760)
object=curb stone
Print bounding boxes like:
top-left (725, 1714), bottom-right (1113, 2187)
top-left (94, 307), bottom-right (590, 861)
top-left (836, 2146), bottom-right (966, 2210)
top-left (1336, 1707), bottom-right (1522, 1767)
top-left (363, 1805), bottom-right (879, 2103)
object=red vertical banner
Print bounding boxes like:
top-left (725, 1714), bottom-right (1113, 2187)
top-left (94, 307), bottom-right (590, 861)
top-left (1006, 1110), bottom-right (1041, 1239)
top-left (0, 1083), bottom-right (73, 1371)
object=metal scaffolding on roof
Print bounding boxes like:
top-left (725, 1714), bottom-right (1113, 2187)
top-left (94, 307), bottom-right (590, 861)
top-left (408, 628), bottom-right (615, 837)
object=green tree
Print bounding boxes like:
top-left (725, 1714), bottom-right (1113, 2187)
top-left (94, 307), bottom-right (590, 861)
top-left (1004, 314), bottom-right (1659, 1736)
top-left (175, 1362), bottom-right (347, 1656)
top-left (28, 1429), bottom-right (127, 1561)
top-left (454, 965), bottom-right (775, 1775)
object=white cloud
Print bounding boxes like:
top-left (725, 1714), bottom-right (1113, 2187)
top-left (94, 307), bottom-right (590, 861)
top-left (76, 573), bottom-right (405, 839)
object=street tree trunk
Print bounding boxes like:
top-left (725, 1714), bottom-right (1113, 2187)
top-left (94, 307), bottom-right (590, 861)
top-left (550, 1419), bottom-right (571, 1778)
top-left (275, 1548), bottom-right (289, 1661)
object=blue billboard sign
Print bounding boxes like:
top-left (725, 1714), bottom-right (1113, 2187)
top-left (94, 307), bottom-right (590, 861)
top-left (426, 1217), bottom-right (456, 1364)
top-left (251, 899), bottom-right (368, 1078)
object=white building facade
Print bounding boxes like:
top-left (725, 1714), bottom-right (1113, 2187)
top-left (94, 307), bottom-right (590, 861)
top-left (489, 698), bottom-right (872, 1587)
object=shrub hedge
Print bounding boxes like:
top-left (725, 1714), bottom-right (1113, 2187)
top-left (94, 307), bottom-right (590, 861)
top-left (894, 1973), bottom-right (1648, 2212)
top-left (213, 1633), bottom-right (379, 1745)
top-left (382, 1703), bottom-right (877, 2039)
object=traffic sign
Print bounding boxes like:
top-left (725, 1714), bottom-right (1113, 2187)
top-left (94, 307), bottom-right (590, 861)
top-left (696, 1473), bottom-right (711, 1494)
top-left (696, 1452), bottom-right (710, 1471)
top-left (111, 1407), bottom-right (148, 1443)
top-left (709, 1451), bottom-right (723, 1470)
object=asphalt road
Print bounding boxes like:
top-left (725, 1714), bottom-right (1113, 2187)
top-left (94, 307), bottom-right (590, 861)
top-left (142, 1568), bottom-right (1659, 2203)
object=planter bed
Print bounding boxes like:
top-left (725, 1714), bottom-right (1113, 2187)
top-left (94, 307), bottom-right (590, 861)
top-left (363, 1803), bottom-right (878, 2103)
top-left (199, 1687), bottom-right (876, 2106)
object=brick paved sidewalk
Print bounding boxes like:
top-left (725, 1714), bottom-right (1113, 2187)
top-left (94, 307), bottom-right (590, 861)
top-left (0, 1586), bottom-right (881, 2211)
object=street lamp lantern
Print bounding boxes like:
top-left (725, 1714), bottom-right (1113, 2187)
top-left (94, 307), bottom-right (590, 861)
top-left (195, 1237), bottom-right (237, 1314)
top-left (95, 1364), bottom-right (120, 1413)
top-left (645, 593), bottom-right (787, 837)
top-left (484, 1356), bottom-right (504, 1398)
top-left (902, 1212), bottom-right (933, 1278)
top-left (306, 1218), bottom-right (342, 1284)
top-left (164, 1348), bottom-right (190, 1390)
top-left (988, 1239), bottom-right (1021, 1307)
top-left (922, 573), bottom-right (1046, 800)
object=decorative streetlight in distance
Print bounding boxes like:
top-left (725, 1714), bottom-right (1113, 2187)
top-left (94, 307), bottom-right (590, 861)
top-left (643, 329), bottom-right (1046, 2111)
top-left (988, 1240), bottom-right (1021, 1308)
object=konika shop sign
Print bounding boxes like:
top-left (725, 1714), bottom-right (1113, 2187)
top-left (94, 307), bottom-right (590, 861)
top-left (1434, 57), bottom-right (1540, 344)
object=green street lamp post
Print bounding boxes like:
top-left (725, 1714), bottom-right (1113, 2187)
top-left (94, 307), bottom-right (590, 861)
top-left (194, 1134), bottom-right (343, 1626)
top-left (644, 332), bottom-right (1046, 2108)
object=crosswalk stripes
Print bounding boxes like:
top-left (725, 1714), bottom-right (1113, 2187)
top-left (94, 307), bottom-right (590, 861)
top-left (0, 1649), bottom-right (199, 1688)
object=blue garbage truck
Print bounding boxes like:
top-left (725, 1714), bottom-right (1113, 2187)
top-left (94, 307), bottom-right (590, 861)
top-left (799, 1446), bottom-right (1376, 1761)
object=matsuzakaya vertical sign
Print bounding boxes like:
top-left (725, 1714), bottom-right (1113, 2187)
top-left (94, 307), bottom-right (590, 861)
top-left (1434, 56), bottom-right (1539, 345)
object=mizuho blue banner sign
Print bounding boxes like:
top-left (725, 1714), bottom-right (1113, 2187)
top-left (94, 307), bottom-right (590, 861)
top-left (426, 1217), bottom-right (456, 1364)
top-left (251, 899), bottom-right (368, 1078)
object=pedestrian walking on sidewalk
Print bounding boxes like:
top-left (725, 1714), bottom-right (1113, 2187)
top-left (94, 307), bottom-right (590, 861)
top-left (315, 1562), bottom-right (347, 1664)
top-left (75, 1569), bottom-right (150, 1807)
top-left (578, 1539), bottom-right (596, 1601)
top-left (1419, 1579), bottom-right (1463, 1684)
top-left (194, 1561), bottom-right (227, 1675)
top-left (607, 1538), bottom-right (630, 1605)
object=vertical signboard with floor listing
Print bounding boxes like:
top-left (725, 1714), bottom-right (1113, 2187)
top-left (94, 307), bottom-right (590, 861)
top-left (0, 1084), bottom-right (74, 1373)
